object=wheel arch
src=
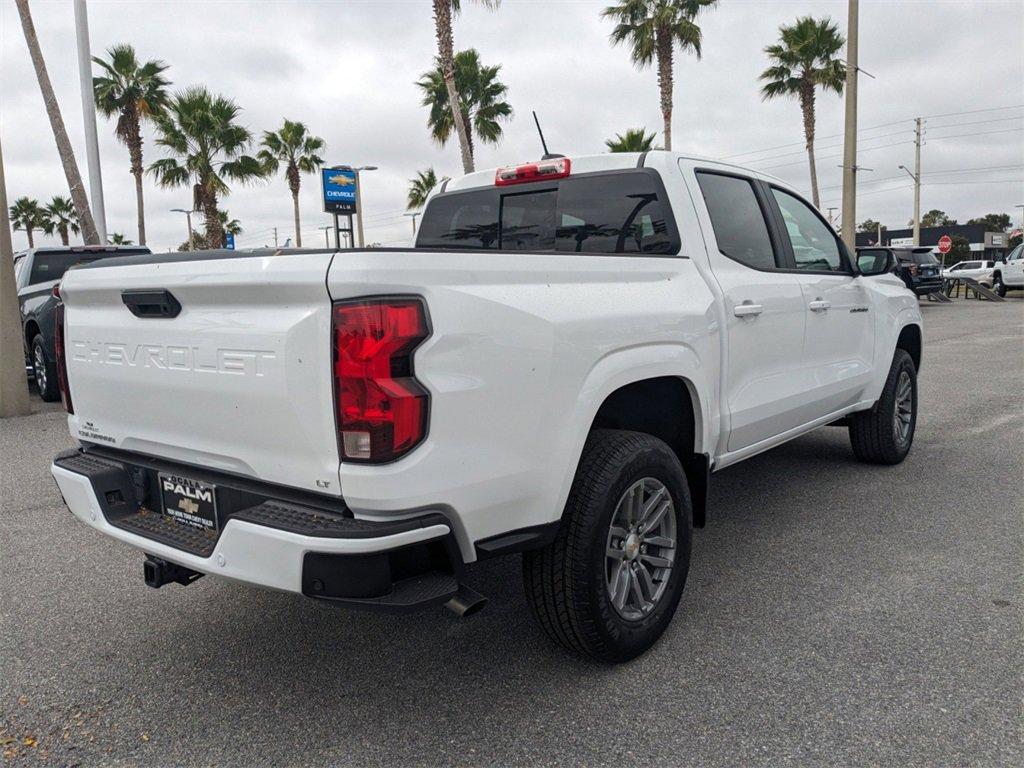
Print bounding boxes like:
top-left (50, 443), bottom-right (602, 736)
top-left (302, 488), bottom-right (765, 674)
top-left (24, 318), bottom-right (40, 350)
top-left (896, 323), bottom-right (922, 372)
top-left (581, 366), bottom-right (711, 528)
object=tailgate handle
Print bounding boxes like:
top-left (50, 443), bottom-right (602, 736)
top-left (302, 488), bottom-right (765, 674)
top-left (121, 290), bottom-right (181, 319)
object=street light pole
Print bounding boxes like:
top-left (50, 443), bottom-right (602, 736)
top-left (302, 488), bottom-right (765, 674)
top-left (353, 165), bottom-right (377, 248)
top-left (73, 0), bottom-right (106, 243)
top-left (171, 208), bottom-right (194, 250)
top-left (404, 211), bottom-right (421, 236)
top-left (839, 0), bottom-right (859, 253)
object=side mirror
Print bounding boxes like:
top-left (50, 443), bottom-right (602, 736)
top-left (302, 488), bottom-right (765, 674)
top-left (856, 251), bottom-right (896, 276)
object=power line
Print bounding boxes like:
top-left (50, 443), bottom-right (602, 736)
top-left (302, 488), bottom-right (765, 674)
top-left (719, 104), bottom-right (1024, 163)
top-left (743, 128), bottom-right (912, 165)
top-left (920, 103), bottom-right (1024, 120)
top-left (927, 115), bottom-right (1023, 131)
top-left (720, 120), bottom-right (914, 160)
top-left (927, 179), bottom-right (1023, 185)
top-left (756, 140), bottom-right (912, 171)
top-left (925, 127), bottom-right (1024, 142)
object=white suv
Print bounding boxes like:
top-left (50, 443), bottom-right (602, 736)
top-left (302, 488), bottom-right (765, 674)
top-left (942, 259), bottom-right (996, 286)
top-left (993, 244), bottom-right (1024, 296)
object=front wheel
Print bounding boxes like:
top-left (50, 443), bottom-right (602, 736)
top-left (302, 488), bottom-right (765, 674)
top-left (993, 276), bottom-right (1007, 297)
top-left (523, 429), bottom-right (692, 663)
top-left (849, 349), bottom-right (917, 464)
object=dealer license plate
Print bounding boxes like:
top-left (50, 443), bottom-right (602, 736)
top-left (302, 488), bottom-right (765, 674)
top-left (158, 473), bottom-right (218, 532)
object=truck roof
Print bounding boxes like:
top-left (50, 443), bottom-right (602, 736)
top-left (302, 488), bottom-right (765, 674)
top-left (443, 150), bottom-right (789, 193)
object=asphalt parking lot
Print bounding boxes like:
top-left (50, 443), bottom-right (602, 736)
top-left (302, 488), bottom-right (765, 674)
top-left (2, 297), bottom-right (1022, 767)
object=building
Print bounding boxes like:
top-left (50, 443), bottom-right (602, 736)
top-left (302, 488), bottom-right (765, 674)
top-left (855, 224), bottom-right (1011, 260)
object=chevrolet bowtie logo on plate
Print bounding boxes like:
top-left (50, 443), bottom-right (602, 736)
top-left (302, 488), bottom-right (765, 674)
top-left (178, 498), bottom-right (199, 516)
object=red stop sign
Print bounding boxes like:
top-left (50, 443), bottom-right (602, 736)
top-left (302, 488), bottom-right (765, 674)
top-left (938, 235), bottom-right (953, 254)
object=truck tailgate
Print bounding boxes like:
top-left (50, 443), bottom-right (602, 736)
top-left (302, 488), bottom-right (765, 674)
top-left (60, 252), bottom-right (341, 495)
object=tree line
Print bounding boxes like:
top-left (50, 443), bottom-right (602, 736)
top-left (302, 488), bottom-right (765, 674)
top-left (9, 1), bottom-right (1002, 250)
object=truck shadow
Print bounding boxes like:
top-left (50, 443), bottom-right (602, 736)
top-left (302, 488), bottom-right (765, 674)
top-left (105, 425), bottom-right (902, 759)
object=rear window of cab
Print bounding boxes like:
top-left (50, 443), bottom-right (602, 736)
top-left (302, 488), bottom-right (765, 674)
top-left (415, 169), bottom-right (680, 255)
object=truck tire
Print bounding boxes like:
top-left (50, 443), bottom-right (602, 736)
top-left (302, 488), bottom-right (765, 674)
top-left (32, 334), bottom-right (59, 402)
top-left (993, 275), bottom-right (1007, 297)
top-left (848, 349), bottom-right (916, 465)
top-left (522, 429), bottom-right (692, 663)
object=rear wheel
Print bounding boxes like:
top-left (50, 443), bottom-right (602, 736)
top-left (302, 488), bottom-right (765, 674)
top-left (32, 335), bottom-right (59, 402)
top-left (523, 429), bottom-right (692, 663)
top-left (849, 349), bottom-right (917, 465)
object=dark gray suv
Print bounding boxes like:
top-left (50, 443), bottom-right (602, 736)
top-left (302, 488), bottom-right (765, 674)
top-left (14, 246), bottom-right (150, 400)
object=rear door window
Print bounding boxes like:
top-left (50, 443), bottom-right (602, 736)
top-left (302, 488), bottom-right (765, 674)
top-left (27, 249), bottom-right (149, 285)
top-left (416, 170), bottom-right (678, 254)
top-left (694, 172), bottom-right (778, 270)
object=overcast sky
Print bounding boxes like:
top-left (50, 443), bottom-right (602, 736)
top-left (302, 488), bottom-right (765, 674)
top-left (2, 0), bottom-right (1022, 252)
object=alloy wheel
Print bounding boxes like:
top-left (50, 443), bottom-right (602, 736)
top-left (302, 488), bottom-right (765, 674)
top-left (893, 370), bottom-right (913, 445)
top-left (33, 345), bottom-right (47, 394)
top-left (605, 477), bottom-right (676, 620)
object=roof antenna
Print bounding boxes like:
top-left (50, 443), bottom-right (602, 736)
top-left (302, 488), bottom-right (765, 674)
top-left (533, 111), bottom-right (564, 160)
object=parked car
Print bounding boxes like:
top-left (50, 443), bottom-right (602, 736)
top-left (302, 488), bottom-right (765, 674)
top-left (860, 246), bottom-right (942, 296)
top-left (49, 152), bottom-right (922, 662)
top-left (992, 243), bottom-right (1024, 296)
top-left (941, 259), bottom-right (996, 286)
top-left (14, 245), bottom-right (150, 400)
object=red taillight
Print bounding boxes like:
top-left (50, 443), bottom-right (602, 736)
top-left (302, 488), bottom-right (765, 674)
top-left (332, 297), bottom-right (429, 463)
top-left (495, 157), bottom-right (571, 186)
top-left (53, 301), bottom-right (73, 414)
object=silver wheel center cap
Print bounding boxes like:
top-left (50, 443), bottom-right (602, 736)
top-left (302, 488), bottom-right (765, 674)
top-left (624, 533), bottom-right (641, 561)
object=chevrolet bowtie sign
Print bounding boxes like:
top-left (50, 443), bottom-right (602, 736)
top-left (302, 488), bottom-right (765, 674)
top-left (322, 167), bottom-right (358, 213)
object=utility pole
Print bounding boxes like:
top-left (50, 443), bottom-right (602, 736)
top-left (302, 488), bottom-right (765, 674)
top-left (318, 226), bottom-right (332, 247)
top-left (877, 222), bottom-right (883, 246)
top-left (840, 0), bottom-right (859, 253)
top-left (272, 227), bottom-right (279, 247)
top-left (0, 133), bottom-right (32, 417)
top-left (73, 0), bottom-right (106, 242)
top-left (912, 118), bottom-right (922, 246)
top-left (404, 212), bottom-right (421, 236)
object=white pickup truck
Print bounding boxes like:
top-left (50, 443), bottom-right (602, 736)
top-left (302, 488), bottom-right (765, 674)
top-left (50, 151), bottom-right (923, 662)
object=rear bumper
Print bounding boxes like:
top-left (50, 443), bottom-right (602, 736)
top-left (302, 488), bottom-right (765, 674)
top-left (912, 277), bottom-right (943, 294)
top-left (52, 448), bottom-right (460, 610)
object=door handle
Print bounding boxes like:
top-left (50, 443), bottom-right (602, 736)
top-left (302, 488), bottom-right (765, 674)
top-left (733, 301), bottom-right (764, 318)
top-left (122, 289), bottom-right (182, 319)
top-left (808, 299), bottom-right (831, 312)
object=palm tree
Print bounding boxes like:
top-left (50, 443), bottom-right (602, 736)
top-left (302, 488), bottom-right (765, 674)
top-left (9, 197), bottom-right (46, 248)
top-left (605, 128), bottom-right (660, 152)
top-left (602, 0), bottom-right (717, 152)
top-left (417, 49), bottom-right (512, 165)
top-left (431, 1), bottom-right (500, 174)
top-left (760, 16), bottom-right (846, 209)
top-left (107, 233), bottom-right (133, 245)
top-left (93, 44), bottom-right (171, 247)
top-left (149, 87), bottom-right (265, 248)
top-left (14, 0), bottom-right (99, 244)
top-left (258, 120), bottom-right (325, 248)
top-left (43, 196), bottom-right (80, 246)
top-left (407, 168), bottom-right (442, 210)
top-left (218, 211), bottom-right (243, 237)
